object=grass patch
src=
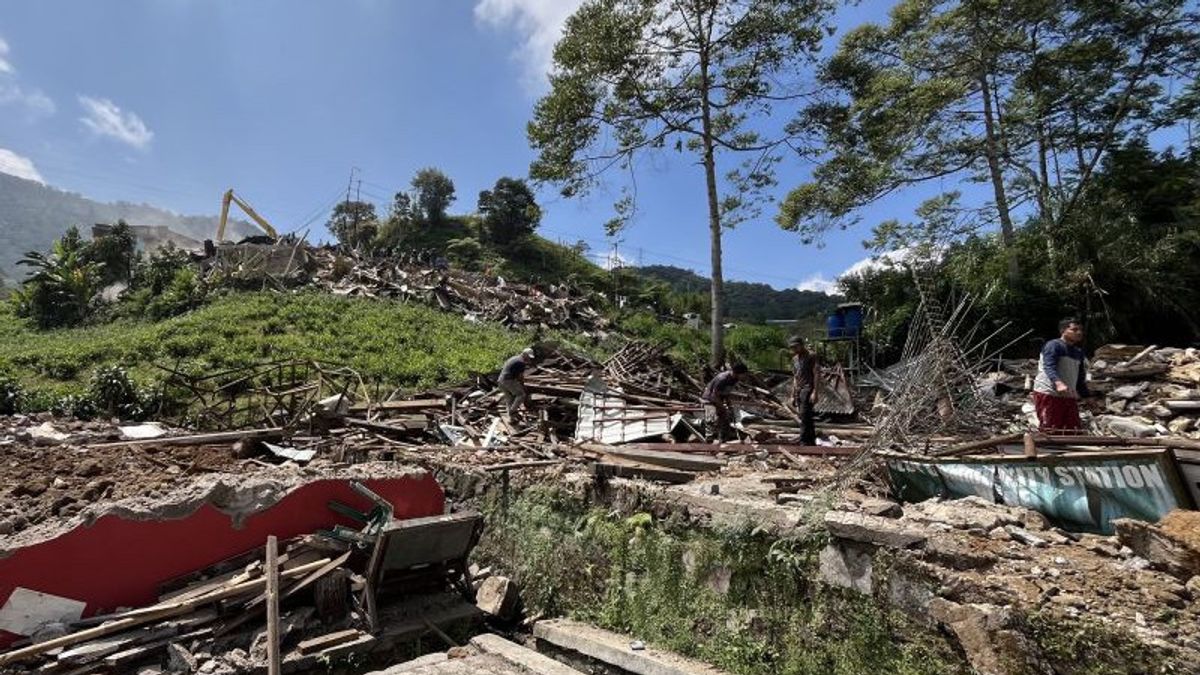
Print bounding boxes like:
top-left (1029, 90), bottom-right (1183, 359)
top-left (0, 291), bottom-right (534, 405)
top-left (475, 487), bottom-right (965, 675)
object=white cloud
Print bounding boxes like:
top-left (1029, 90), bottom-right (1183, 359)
top-left (0, 148), bottom-right (44, 183)
top-left (78, 96), bottom-right (154, 149)
top-left (0, 36), bottom-right (55, 118)
top-left (0, 37), bottom-right (12, 74)
top-left (474, 0), bottom-right (586, 90)
top-left (796, 274), bottom-right (839, 295)
top-left (0, 83), bottom-right (55, 116)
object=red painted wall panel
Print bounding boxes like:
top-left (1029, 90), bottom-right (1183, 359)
top-left (0, 475), bottom-right (444, 647)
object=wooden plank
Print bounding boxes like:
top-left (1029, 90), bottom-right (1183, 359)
top-left (482, 460), bottom-right (563, 472)
top-left (265, 537), bottom-right (281, 675)
top-left (88, 427), bottom-right (285, 449)
top-left (584, 445), bottom-right (725, 472)
top-left (0, 557), bottom-right (330, 666)
top-left (298, 629), bottom-right (365, 655)
top-left (343, 418), bottom-right (426, 436)
top-left (349, 398), bottom-right (447, 413)
top-left (616, 442), bottom-right (859, 457)
top-left (593, 462), bottom-right (694, 484)
top-left (933, 433), bottom-right (1025, 457)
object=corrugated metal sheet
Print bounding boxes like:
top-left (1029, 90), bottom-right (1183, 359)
top-left (575, 389), bottom-right (673, 445)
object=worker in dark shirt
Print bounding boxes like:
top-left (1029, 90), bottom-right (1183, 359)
top-left (1032, 318), bottom-right (1089, 433)
top-left (702, 363), bottom-right (749, 442)
top-left (788, 336), bottom-right (819, 445)
top-left (498, 347), bottom-right (536, 420)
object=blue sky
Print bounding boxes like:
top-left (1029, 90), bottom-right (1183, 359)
top-left (0, 0), bottom-right (929, 292)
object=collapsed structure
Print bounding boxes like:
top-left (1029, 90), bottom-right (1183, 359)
top-left (2, 244), bottom-right (1200, 674)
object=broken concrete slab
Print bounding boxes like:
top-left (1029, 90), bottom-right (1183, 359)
top-left (533, 618), bottom-right (731, 675)
top-left (475, 576), bottom-right (519, 620)
top-left (823, 510), bottom-right (927, 548)
top-left (470, 633), bottom-right (583, 675)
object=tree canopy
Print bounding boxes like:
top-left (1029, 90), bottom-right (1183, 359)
top-left (529, 0), bottom-right (834, 365)
top-left (478, 177), bottom-right (542, 245)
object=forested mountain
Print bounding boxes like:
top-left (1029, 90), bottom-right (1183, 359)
top-left (0, 173), bottom-right (251, 284)
top-left (635, 264), bottom-right (840, 323)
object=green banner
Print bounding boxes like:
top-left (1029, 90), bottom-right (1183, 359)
top-left (885, 451), bottom-right (1188, 534)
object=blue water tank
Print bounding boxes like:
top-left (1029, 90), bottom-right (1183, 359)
top-left (826, 313), bottom-right (845, 338)
top-left (842, 304), bottom-right (864, 337)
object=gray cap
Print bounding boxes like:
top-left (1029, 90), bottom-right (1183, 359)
top-left (787, 335), bottom-right (806, 348)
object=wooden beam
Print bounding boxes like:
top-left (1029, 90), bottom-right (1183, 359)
top-left (265, 537), bottom-right (281, 675)
top-left (593, 462), bottom-right (695, 484)
top-left (615, 442), bottom-right (858, 457)
top-left (582, 445), bottom-right (725, 472)
top-left (349, 398), bottom-right (447, 413)
top-left (89, 427), bottom-right (285, 449)
top-left (933, 433), bottom-right (1024, 457)
top-left (0, 558), bottom-right (330, 666)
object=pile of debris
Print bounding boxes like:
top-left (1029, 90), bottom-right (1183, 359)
top-left (980, 344), bottom-right (1200, 439)
top-left (311, 249), bottom-right (611, 333)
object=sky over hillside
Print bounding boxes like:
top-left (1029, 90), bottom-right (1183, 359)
top-left (0, 0), bottom-right (957, 292)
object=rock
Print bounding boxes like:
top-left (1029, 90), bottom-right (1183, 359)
top-left (924, 534), bottom-right (999, 570)
top-left (819, 541), bottom-right (873, 594)
top-left (1105, 399), bottom-right (1128, 414)
top-left (75, 460), bottom-right (103, 477)
top-left (29, 422), bottom-right (70, 445)
top-left (13, 476), bottom-right (49, 497)
top-left (0, 518), bottom-right (13, 536)
top-left (167, 643), bottom-right (198, 673)
top-left (1186, 576), bottom-right (1200, 599)
top-left (903, 496), bottom-right (1024, 532)
top-left (476, 575), bottom-right (519, 619)
top-left (1005, 526), bottom-right (1048, 547)
top-left (1168, 417), bottom-right (1195, 434)
top-left (1110, 383), bottom-right (1149, 400)
top-left (928, 600), bottom-right (1033, 675)
top-left (1049, 593), bottom-right (1087, 608)
top-left (1146, 404), bottom-right (1175, 419)
top-left (859, 497), bottom-right (903, 518)
top-left (52, 477), bottom-right (68, 489)
top-left (1114, 515), bottom-right (1200, 579)
top-left (704, 566), bottom-right (732, 595)
top-left (824, 510), bottom-right (927, 548)
top-left (1097, 415), bottom-right (1158, 438)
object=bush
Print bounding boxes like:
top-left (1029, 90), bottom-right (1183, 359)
top-left (90, 365), bottom-right (143, 419)
top-left (446, 238), bottom-right (484, 269)
top-left (0, 373), bottom-right (22, 415)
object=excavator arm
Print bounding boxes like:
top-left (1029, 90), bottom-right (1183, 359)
top-left (217, 189), bottom-right (279, 241)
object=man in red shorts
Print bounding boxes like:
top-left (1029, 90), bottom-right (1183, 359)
top-left (1032, 318), bottom-right (1089, 434)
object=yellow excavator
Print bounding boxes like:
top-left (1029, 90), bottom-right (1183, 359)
top-left (216, 189), bottom-right (279, 242)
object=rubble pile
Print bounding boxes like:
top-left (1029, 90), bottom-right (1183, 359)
top-left (311, 249), bottom-right (611, 333)
top-left (823, 494), bottom-right (1200, 668)
top-left (982, 344), bottom-right (1200, 438)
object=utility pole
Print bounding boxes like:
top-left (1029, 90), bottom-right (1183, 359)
top-left (343, 167), bottom-right (358, 248)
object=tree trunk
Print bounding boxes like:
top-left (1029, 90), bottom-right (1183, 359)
top-left (979, 71), bottom-right (1019, 283)
top-left (699, 47), bottom-right (725, 368)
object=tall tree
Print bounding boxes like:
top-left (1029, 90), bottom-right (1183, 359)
top-left (327, 200), bottom-right (379, 249)
top-left (478, 177), bottom-right (542, 244)
top-left (411, 168), bottom-right (456, 225)
top-left (528, 0), bottom-right (834, 366)
top-left (778, 0), bottom-right (1199, 282)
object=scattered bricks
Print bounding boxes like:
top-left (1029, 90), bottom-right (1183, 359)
top-left (824, 510), bottom-right (926, 548)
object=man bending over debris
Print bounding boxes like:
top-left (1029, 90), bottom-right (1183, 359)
top-left (788, 336), bottom-right (819, 445)
top-left (703, 363), bottom-right (749, 442)
top-left (498, 347), bottom-right (536, 420)
top-left (1033, 318), bottom-right (1090, 433)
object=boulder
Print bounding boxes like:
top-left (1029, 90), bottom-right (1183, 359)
top-left (476, 575), bottom-right (520, 620)
top-left (1113, 514), bottom-right (1200, 580)
top-left (1097, 415), bottom-right (1158, 438)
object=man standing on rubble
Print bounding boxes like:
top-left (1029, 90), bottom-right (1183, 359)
top-left (498, 347), bottom-right (536, 420)
top-left (702, 363), bottom-right (749, 442)
top-left (788, 336), bottom-right (819, 445)
top-left (1033, 318), bottom-right (1090, 433)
